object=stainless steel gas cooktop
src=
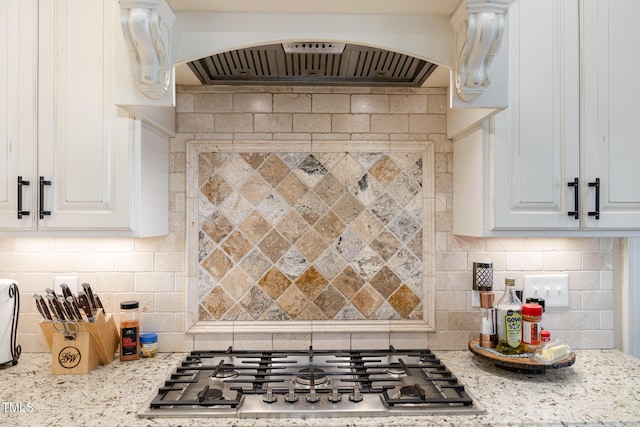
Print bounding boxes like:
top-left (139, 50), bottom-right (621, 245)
top-left (137, 346), bottom-right (485, 419)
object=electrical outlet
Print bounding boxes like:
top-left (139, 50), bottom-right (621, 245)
top-left (471, 290), bottom-right (480, 308)
top-left (523, 274), bottom-right (569, 308)
top-left (54, 276), bottom-right (78, 295)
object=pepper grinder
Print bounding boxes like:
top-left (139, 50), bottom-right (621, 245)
top-left (479, 291), bottom-right (497, 348)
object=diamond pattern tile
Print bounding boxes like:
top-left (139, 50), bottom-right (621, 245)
top-left (258, 154), bottom-right (291, 187)
top-left (277, 284), bottom-right (310, 318)
top-left (369, 155), bottom-right (400, 187)
top-left (258, 267), bottom-right (292, 299)
top-left (314, 285), bottom-right (347, 318)
top-left (388, 284), bottom-right (421, 318)
top-left (198, 151), bottom-right (424, 321)
top-left (201, 175), bottom-right (233, 205)
top-left (295, 266), bottom-right (329, 300)
top-left (294, 155), bottom-right (328, 188)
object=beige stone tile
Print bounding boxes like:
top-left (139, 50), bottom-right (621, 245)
top-left (435, 251), bottom-right (467, 271)
top-left (135, 272), bottom-right (175, 292)
top-left (409, 114), bottom-right (446, 133)
top-left (274, 132), bottom-right (312, 141)
top-left (371, 114), bottom-right (409, 133)
top-left (176, 93), bottom-right (194, 112)
top-left (293, 113), bottom-right (331, 133)
top-left (582, 290), bottom-right (613, 310)
top-left (351, 332), bottom-right (390, 349)
top-left (582, 251), bottom-right (613, 270)
top-left (543, 251), bottom-right (582, 271)
top-left (311, 332), bottom-right (350, 349)
top-left (435, 290), bottom-right (468, 311)
top-left (177, 113), bottom-right (214, 133)
top-left (351, 94), bottom-right (389, 113)
top-left (312, 94), bottom-right (350, 113)
top-left (389, 94), bottom-right (428, 113)
top-left (194, 93), bottom-right (233, 112)
top-left (254, 113), bottom-right (292, 132)
top-left (214, 113), bottom-right (253, 132)
top-left (582, 330), bottom-right (614, 349)
top-left (233, 93), bottom-right (272, 112)
top-left (273, 333), bottom-right (312, 350)
top-left (331, 114), bottom-right (370, 133)
top-left (155, 292), bottom-right (185, 312)
top-left (485, 238), bottom-right (524, 251)
top-left (274, 93), bottom-right (311, 112)
top-left (427, 94), bottom-right (447, 113)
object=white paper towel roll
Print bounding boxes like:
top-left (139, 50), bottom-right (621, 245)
top-left (0, 278), bottom-right (19, 365)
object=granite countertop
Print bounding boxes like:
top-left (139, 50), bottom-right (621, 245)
top-left (1, 349), bottom-right (639, 426)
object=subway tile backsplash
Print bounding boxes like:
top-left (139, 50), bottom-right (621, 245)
top-left (1, 85), bottom-right (615, 352)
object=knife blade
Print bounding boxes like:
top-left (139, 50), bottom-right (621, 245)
top-left (81, 283), bottom-right (97, 312)
top-left (77, 291), bottom-right (95, 322)
top-left (67, 296), bottom-right (84, 321)
top-left (34, 294), bottom-right (52, 321)
top-left (47, 294), bottom-right (66, 320)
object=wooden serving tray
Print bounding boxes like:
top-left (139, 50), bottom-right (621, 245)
top-left (468, 338), bottom-right (576, 374)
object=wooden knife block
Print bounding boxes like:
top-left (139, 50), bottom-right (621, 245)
top-left (39, 311), bottom-right (120, 375)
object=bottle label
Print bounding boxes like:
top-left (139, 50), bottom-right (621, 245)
top-left (523, 320), bottom-right (541, 345)
top-left (504, 310), bottom-right (522, 348)
top-left (121, 326), bottom-right (138, 356)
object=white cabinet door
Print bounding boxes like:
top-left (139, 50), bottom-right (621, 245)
top-left (493, 0), bottom-right (580, 230)
top-left (582, 0), bottom-right (640, 230)
top-left (0, 0), bottom-right (37, 229)
top-left (36, 0), bottom-right (131, 230)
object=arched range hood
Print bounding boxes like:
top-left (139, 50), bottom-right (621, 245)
top-left (186, 42), bottom-right (438, 87)
top-left (118, 0), bottom-right (509, 107)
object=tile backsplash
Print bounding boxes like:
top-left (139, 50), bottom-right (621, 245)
top-left (1, 85), bottom-right (615, 352)
top-left (197, 151), bottom-right (425, 322)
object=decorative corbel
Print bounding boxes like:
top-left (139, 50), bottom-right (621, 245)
top-left (119, 0), bottom-right (176, 99)
top-left (451, 0), bottom-right (508, 102)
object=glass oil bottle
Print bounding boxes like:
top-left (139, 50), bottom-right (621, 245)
top-left (496, 278), bottom-right (524, 355)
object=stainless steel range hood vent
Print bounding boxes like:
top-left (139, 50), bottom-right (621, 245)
top-left (186, 43), bottom-right (437, 86)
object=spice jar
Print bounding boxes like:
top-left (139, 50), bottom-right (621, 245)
top-left (119, 301), bottom-right (140, 361)
top-left (541, 329), bottom-right (551, 343)
top-left (522, 303), bottom-right (543, 352)
top-left (140, 333), bottom-right (158, 358)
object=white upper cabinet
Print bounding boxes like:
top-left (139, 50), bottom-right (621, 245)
top-left (581, 0), bottom-right (640, 230)
top-left (0, 0), bottom-right (37, 229)
top-left (453, 0), bottom-right (640, 236)
top-left (0, 0), bottom-right (170, 236)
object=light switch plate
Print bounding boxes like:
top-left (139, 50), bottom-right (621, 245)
top-left (54, 276), bottom-right (78, 295)
top-left (523, 274), bottom-right (569, 308)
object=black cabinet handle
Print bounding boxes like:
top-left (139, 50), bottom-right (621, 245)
top-left (17, 176), bottom-right (30, 219)
top-left (39, 176), bottom-right (51, 219)
top-left (567, 177), bottom-right (579, 219)
top-left (588, 178), bottom-right (600, 220)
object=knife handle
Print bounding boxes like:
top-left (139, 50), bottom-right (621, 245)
top-left (94, 294), bottom-right (105, 314)
top-left (47, 294), bottom-right (66, 320)
top-left (59, 283), bottom-right (74, 300)
top-left (34, 294), bottom-right (52, 321)
top-left (81, 283), bottom-right (97, 311)
top-left (77, 291), bottom-right (95, 322)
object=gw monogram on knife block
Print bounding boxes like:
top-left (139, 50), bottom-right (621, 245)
top-left (36, 283), bottom-right (119, 375)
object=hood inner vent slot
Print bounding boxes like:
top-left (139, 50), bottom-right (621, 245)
top-left (187, 43), bottom-right (437, 86)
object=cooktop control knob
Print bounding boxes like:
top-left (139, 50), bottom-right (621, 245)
top-left (285, 387), bottom-right (299, 403)
top-left (349, 384), bottom-right (363, 402)
top-left (305, 387), bottom-right (319, 403)
top-left (328, 387), bottom-right (342, 403)
top-left (262, 386), bottom-right (277, 404)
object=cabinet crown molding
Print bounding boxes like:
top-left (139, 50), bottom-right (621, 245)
top-left (119, 0), bottom-right (176, 99)
top-left (451, 0), bottom-right (508, 102)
